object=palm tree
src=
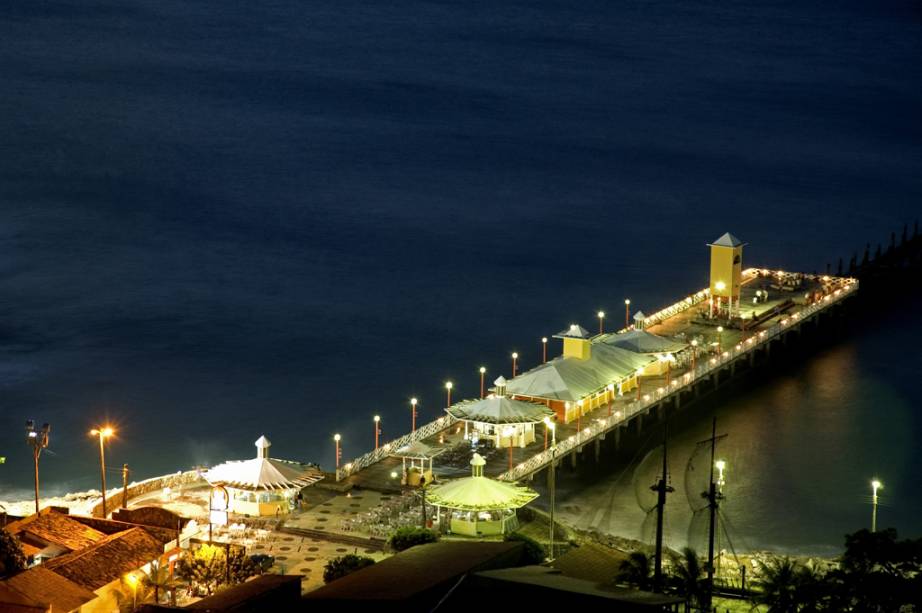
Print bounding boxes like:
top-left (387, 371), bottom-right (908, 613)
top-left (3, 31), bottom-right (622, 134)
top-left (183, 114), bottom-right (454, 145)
top-left (669, 547), bottom-right (705, 607)
top-left (750, 556), bottom-right (802, 613)
top-left (617, 551), bottom-right (654, 591)
top-left (142, 559), bottom-right (178, 605)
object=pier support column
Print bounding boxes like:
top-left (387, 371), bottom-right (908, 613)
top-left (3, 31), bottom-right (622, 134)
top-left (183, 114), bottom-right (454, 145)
top-left (675, 393), bottom-right (682, 410)
top-left (635, 415), bottom-right (643, 434)
top-left (594, 439), bottom-right (601, 463)
top-left (614, 427), bottom-right (621, 450)
top-left (656, 403), bottom-right (665, 422)
top-left (749, 352), bottom-right (756, 367)
top-left (570, 451), bottom-right (578, 469)
top-left (730, 361), bottom-right (736, 376)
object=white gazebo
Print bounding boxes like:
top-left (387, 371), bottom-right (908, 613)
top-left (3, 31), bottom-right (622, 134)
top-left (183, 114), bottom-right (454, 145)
top-left (392, 440), bottom-right (445, 487)
top-left (203, 435), bottom-right (323, 517)
top-left (426, 454), bottom-right (539, 537)
top-left (447, 377), bottom-right (554, 448)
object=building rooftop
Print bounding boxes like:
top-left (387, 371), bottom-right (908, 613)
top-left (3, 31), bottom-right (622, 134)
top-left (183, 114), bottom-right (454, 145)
top-left (0, 566), bottom-right (97, 612)
top-left (601, 330), bottom-right (688, 355)
top-left (549, 542), bottom-right (629, 585)
top-left (4, 508), bottom-right (108, 554)
top-left (304, 541), bottom-right (523, 602)
top-left (505, 343), bottom-right (654, 402)
top-left (44, 527), bottom-right (165, 591)
top-left (447, 395), bottom-right (555, 425)
top-left (708, 232), bottom-right (745, 248)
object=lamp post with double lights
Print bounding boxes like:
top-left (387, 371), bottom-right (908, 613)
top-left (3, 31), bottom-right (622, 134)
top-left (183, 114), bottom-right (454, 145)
top-left (25, 420), bottom-right (50, 515)
top-left (89, 426), bottom-right (115, 518)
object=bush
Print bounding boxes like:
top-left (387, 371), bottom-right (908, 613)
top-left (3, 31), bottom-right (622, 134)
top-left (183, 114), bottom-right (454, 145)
top-left (323, 554), bottom-right (376, 584)
top-left (388, 527), bottom-right (439, 552)
top-left (0, 529), bottom-right (26, 578)
top-left (505, 532), bottom-right (546, 565)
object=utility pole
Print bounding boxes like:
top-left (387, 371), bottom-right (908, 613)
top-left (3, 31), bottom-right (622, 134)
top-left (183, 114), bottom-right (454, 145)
top-left (651, 421), bottom-right (674, 592)
top-left (700, 417), bottom-right (726, 610)
top-left (122, 464), bottom-right (130, 509)
top-left (25, 421), bottom-right (51, 515)
top-left (548, 444), bottom-right (557, 561)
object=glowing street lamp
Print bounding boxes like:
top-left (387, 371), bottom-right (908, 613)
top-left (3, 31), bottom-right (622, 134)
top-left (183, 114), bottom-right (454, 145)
top-left (691, 339), bottom-right (699, 370)
top-left (625, 299), bottom-right (631, 327)
top-left (871, 479), bottom-right (883, 532)
top-left (597, 311), bottom-right (605, 335)
top-left (373, 416), bottom-right (381, 450)
top-left (716, 326), bottom-right (724, 354)
top-left (607, 383), bottom-right (615, 416)
top-left (511, 352), bottom-right (518, 377)
top-left (479, 366), bottom-right (486, 398)
top-left (543, 416), bottom-right (556, 449)
top-left (541, 337), bottom-right (548, 363)
top-left (334, 434), bottom-right (342, 469)
top-left (25, 420), bottom-right (50, 515)
top-left (445, 381), bottom-right (453, 408)
top-left (410, 398), bottom-right (418, 432)
top-left (125, 573), bottom-right (139, 610)
top-left (89, 426), bottom-right (115, 518)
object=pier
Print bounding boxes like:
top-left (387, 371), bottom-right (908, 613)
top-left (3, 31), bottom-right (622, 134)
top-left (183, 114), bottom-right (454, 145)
top-left (333, 234), bottom-right (859, 493)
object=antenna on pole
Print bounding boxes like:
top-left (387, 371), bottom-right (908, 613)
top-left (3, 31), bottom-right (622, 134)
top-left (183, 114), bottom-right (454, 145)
top-left (700, 417), bottom-right (726, 610)
top-left (651, 419), bottom-right (674, 592)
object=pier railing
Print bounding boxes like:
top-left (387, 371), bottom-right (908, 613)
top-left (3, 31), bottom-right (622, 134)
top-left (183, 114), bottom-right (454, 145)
top-left (497, 278), bottom-right (858, 481)
top-left (336, 415), bottom-right (455, 481)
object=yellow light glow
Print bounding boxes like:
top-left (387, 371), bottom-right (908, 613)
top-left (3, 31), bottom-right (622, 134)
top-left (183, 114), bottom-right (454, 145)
top-left (411, 397), bottom-right (418, 405)
top-left (511, 352), bottom-right (518, 359)
top-left (625, 299), bottom-right (630, 305)
top-left (373, 415), bottom-right (380, 422)
top-left (479, 366), bottom-right (486, 374)
top-left (871, 479), bottom-right (882, 492)
top-left (90, 426), bottom-right (115, 438)
top-left (445, 381), bottom-right (452, 390)
top-left (333, 433), bottom-right (341, 442)
top-left (390, 471), bottom-right (398, 479)
top-left (717, 326), bottom-right (723, 333)
top-left (125, 574), bottom-right (138, 587)
top-left (715, 460), bottom-right (726, 472)
top-left (541, 337), bottom-right (548, 343)
top-left (597, 311), bottom-right (605, 319)
top-left (715, 281), bottom-right (726, 291)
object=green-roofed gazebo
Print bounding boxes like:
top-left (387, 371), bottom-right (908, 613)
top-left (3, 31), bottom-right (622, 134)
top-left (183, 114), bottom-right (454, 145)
top-left (447, 377), bottom-right (555, 448)
top-left (427, 454), bottom-right (539, 537)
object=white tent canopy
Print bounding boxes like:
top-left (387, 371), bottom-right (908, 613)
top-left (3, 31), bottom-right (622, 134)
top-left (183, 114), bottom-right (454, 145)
top-left (203, 435), bottom-right (323, 491)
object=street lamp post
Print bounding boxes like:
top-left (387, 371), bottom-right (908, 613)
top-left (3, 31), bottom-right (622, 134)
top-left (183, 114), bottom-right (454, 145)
top-left (691, 339), bottom-right (699, 371)
top-left (410, 398), bottom-right (418, 432)
top-left (597, 311), bottom-right (605, 335)
top-left (607, 383), bottom-right (615, 417)
top-left (25, 421), bottom-right (50, 515)
top-left (511, 353), bottom-right (518, 377)
top-left (445, 381), bottom-right (453, 408)
top-left (334, 434), bottom-right (341, 469)
top-left (871, 479), bottom-right (883, 532)
top-left (624, 299), bottom-right (631, 328)
top-left (90, 426), bottom-right (114, 518)
top-left (547, 424), bottom-right (558, 561)
top-left (479, 367), bottom-right (486, 398)
top-left (373, 416), bottom-right (381, 450)
top-left (717, 326), bottom-right (724, 354)
top-left (541, 337), bottom-right (548, 363)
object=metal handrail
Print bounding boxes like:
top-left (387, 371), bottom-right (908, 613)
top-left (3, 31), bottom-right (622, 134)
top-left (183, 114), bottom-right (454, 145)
top-left (335, 415), bottom-right (455, 481)
top-left (497, 280), bottom-right (857, 481)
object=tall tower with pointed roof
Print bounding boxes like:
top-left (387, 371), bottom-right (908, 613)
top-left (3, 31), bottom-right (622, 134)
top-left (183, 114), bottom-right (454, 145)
top-left (708, 232), bottom-right (745, 318)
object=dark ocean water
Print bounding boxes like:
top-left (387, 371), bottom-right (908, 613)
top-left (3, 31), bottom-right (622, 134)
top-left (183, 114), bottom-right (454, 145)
top-left (1, 0), bottom-right (920, 554)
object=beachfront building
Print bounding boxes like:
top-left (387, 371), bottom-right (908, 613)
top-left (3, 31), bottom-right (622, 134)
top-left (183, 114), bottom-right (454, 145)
top-left (392, 440), bottom-right (445, 486)
top-left (426, 454), bottom-right (538, 537)
top-left (504, 324), bottom-right (656, 423)
top-left (203, 435), bottom-right (323, 517)
top-left (446, 376), bottom-right (555, 448)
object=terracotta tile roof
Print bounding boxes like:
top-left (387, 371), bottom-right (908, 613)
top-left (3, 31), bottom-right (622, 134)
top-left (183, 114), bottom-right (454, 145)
top-left (44, 527), bottom-right (164, 591)
top-left (5, 511), bottom-right (107, 553)
top-left (1, 566), bottom-right (97, 612)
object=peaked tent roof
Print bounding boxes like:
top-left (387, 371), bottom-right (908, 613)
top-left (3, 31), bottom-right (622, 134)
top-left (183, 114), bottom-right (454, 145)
top-left (553, 324), bottom-right (592, 339)
top-left (426, 476), bottom-right (538, 511)
top-left (708, 232), bottom-right (745, 248)
top-left (447, 396), bottom-right (554, 424)
top-left (392, 440), bottom-right (446, 459)
top-left (204, 457), bottom-right (323, 490)
top-left (602, 330), bottom-right (688, 354)
top-left (504, 343), bottom-right (655, 402)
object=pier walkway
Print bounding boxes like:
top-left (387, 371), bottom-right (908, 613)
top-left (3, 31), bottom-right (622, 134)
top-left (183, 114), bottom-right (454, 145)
top-left (335, 269), bottom-right (857, 490)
